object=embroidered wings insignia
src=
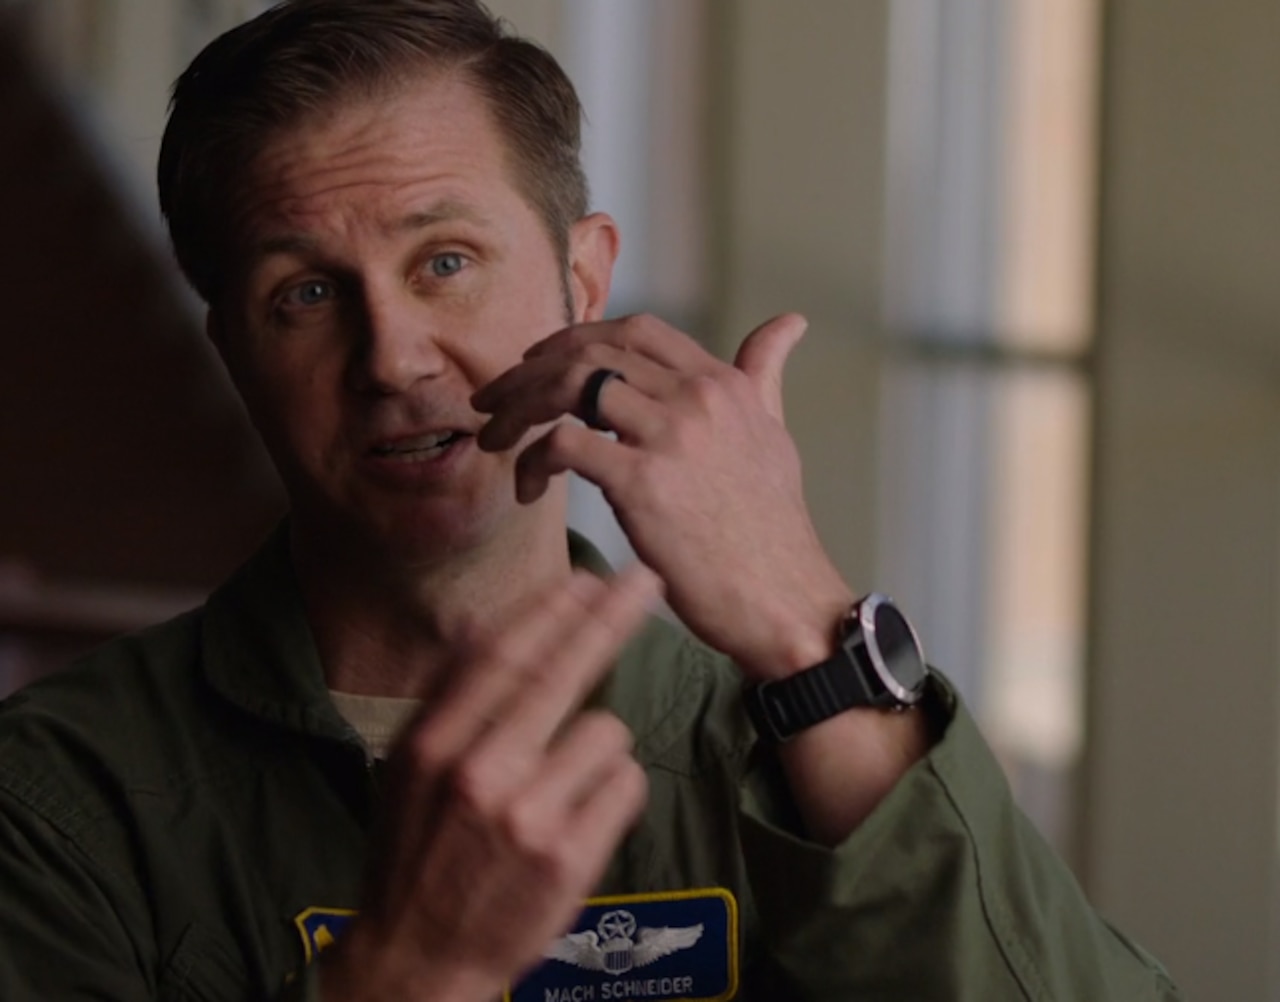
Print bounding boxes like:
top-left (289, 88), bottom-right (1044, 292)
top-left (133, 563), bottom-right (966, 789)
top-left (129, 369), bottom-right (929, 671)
top-left (545, 912), bottom-right (705, 976)
top-left (545, 930), bottom-right (608, 972)
top-left (632, 924), bottom-right (705, 966)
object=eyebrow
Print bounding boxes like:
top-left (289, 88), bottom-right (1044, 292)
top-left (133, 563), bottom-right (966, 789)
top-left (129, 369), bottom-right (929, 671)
top-left (394, 199), bottom-right (491, 234)
top-left (250, 199), bottom-right (492, 260)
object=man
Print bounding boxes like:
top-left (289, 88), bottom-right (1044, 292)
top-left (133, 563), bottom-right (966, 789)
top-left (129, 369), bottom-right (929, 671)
top-left (0, 1), bottom-right (1179, 1000)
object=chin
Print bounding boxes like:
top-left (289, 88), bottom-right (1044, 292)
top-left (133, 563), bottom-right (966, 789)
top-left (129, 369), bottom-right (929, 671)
top-left (292, 474), bottom-right (567, 574)
top-left (372, 490), bottom-right (544, 569)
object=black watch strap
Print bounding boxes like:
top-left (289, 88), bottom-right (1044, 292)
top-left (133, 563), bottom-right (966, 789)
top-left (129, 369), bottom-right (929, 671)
top-left (744, 594), bottom-right (927, 742)
top-left (745, 645), bottom-right (884, 742)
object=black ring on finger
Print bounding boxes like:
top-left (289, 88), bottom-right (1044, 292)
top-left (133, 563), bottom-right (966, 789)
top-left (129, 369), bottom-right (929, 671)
top-left (580, 368), bottom-right (625, 432)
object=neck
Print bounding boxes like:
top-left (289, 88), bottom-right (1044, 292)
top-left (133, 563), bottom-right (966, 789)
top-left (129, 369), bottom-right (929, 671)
top-left (291, 499), bottom-right (575, 699)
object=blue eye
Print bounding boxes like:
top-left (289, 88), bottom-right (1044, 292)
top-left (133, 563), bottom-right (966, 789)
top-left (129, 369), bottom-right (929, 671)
top-left (429, 253), bottom-right (466, 277)
top-left (283, 280), bottom-right (334, 307)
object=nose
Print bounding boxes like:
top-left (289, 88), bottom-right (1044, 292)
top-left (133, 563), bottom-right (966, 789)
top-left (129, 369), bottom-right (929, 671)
top-left (346, 280), bottom-right (447, 395)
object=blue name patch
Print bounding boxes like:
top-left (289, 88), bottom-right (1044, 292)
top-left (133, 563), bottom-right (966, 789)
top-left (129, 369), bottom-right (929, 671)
top-left (507, 888), bottom-right (738, 1002)
top-left (294, 906), bottom-right (357, 963)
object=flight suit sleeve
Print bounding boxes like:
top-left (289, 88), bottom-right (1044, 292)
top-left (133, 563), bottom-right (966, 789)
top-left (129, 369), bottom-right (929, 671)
top-left (0, 786), bottom-right (155, 1001)
top-left (0, 785), bottom-right (307, 1002)
top-left (734, 674), bottom-right (1184, 1000)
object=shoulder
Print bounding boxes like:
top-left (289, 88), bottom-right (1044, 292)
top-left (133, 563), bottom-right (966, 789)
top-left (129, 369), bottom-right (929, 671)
top-left (605, 615), bottom-right (757, 776)
top-left (0, 608), bottom-right (218, 829)
top-left (0, 608), bottom-right (204, 738)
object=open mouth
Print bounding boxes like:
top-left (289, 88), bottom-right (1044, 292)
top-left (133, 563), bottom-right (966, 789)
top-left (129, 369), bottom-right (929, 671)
top-left (370, 430), bottom-right (469, 461)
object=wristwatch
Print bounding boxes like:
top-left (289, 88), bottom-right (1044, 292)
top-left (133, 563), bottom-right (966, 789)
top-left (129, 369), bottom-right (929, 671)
top-left (744, 593), bottom-right (929, 742)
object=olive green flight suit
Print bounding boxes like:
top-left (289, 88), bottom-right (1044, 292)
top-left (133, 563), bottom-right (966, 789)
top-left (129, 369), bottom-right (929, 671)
top-left (0, 528), bottom-right (1181, 1000)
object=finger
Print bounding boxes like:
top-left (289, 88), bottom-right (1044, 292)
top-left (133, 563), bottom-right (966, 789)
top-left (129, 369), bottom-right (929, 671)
top-left (521, 314), bottom-right (719, 376)
top-left (474, 341), bottom-right (678, 415)
top-left (468, 564), bottom-right (659, 770)
top-left (501, 711), bottom-right (635, 844)
top-left (391, 572), bottom-right (607, 784)
top-left (561, 754), bottom-right (649, 869)
top-left (419, 568), bottom-right (656, 867)
top-left (732, 313), bottom-right (808, 421)
top-left (513, 422), bottom-right (626, 505)
top-left (379, 572), bottom-right (613, 874)
top-left (476, 352), bottom-right (676, 452)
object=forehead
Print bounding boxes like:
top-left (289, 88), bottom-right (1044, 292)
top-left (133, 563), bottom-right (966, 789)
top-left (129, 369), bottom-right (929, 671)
top-left (231, 73), bottom-right (528, 243)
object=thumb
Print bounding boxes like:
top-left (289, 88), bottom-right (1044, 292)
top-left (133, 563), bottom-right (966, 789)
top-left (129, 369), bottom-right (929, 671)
top-left (733, 313), bottom-right (808, 421)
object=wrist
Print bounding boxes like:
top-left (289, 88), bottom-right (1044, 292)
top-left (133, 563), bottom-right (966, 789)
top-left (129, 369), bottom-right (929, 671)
top-left (736, 586), bottom-right (855, 682)
top-left (319, 926), bottom-right (494, 1002)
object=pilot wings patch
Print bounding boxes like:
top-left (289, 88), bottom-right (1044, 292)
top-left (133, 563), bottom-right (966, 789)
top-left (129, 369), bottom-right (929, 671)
top-left (507, 888), bottom-right (737, 1002)
top-left (546, 909), bottom-right (704, 975)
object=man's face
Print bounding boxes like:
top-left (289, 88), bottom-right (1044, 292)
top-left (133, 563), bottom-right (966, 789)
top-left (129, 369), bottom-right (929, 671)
top-left (214, 73), bottom-right (615, 565)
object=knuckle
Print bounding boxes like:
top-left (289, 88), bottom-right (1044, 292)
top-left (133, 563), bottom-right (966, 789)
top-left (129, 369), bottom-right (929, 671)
top-left (687, 372), bottom-right (725, 411)
top-left (404, 727), bottom-right (453, 778)
top-left (547, 421), bottom-right (577, 450)
top-left (503, 810), bottom-right (587, 888)
top-left (619, 312), bottom-right (661, 348)
top-left (482, 632), bottom-right (524, 670)
top-left (497, 797), bottom-right (552, 855)
top-left (621, 758), bottom-right (651, 809)
top-left (574, 710), bottom-right (634, 753)
top-left (580, 342), bottom-right (616, 369)
top-left (446, 755), bottom-right (503, 815)
top-left (617, 312), bottom-right (645, 336)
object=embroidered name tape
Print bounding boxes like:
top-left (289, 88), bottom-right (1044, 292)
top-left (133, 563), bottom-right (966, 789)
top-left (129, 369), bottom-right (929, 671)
top-left (293, 906), bottom-right (357, 963)
top-left (507, 888), bottom-right (738, 1002)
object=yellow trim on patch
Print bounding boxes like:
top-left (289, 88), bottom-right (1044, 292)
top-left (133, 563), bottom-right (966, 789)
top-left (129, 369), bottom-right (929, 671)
top-left (293, 906), bottom-right (358, 964)
top-left (503, 887), bottom-right (739, 1002)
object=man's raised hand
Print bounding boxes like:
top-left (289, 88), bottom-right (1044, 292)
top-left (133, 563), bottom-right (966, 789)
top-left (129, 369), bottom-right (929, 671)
top-left (321, 566), bottom-right (660, 1002)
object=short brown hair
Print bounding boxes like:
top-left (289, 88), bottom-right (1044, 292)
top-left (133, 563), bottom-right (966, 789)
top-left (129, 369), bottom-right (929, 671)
top-left (157, 0), bottom-right (589, 304)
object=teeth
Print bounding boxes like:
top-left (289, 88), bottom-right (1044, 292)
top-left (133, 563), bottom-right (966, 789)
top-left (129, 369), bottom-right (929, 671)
top-left (374, 432), bottom-right (459, 456)
top-left (411, 431), bottom-right (454, 450)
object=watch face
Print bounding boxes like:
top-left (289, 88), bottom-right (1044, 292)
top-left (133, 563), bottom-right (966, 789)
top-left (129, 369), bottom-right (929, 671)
top-left (864, 596), bottom-right (928, 701)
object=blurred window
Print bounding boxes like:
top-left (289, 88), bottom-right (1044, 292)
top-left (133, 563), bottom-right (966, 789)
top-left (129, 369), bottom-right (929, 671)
top-left (878, 0), bottom-right (1101, 855)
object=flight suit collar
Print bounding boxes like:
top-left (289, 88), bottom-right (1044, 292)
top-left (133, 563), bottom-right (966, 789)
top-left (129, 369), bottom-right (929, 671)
top-left (198, 522), bottom-right (634, 745)
top-left (200, 521), bottom-right (353, 743)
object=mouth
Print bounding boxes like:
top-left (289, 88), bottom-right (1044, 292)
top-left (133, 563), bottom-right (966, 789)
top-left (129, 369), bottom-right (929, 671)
top-left (369, 430), bottom-right (471, 462)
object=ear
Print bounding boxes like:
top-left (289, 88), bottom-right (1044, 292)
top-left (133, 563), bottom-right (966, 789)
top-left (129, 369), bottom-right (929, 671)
top-left (567, 212), bottom-right (620, 323)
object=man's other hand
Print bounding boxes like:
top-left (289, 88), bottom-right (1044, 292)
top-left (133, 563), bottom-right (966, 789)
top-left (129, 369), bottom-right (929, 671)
top-left (320, 566), bottom-right (660, 1002)
top-left (473, 313), bottom-right (853, 681)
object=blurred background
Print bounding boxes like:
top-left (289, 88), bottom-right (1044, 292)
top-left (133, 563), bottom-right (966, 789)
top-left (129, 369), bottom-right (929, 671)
top-left (0, 0), bottom-right (1276, 996)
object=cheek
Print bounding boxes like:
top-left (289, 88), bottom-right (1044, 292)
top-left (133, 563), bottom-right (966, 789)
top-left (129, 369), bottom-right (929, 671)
top-left (241, 351), bottom-right (341, 444)
top-left (487, 269), bottom-right (572, 352)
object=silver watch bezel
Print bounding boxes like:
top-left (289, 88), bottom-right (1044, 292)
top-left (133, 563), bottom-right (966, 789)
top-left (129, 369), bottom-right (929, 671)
top-left (853, 592), bottom-right (928, 706)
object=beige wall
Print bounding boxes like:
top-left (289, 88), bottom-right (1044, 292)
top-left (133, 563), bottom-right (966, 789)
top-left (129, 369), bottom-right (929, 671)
top-left (711, 0), bottom-right (890, 588)
top-left (485, 0), bottom-right (563, 52)
top-left (1088, 0), bottom-right (1280, 997)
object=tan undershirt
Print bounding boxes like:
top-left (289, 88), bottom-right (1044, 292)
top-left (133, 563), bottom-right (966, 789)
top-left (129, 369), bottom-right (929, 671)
top-left (329, 690), bottom-right (422, 761)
